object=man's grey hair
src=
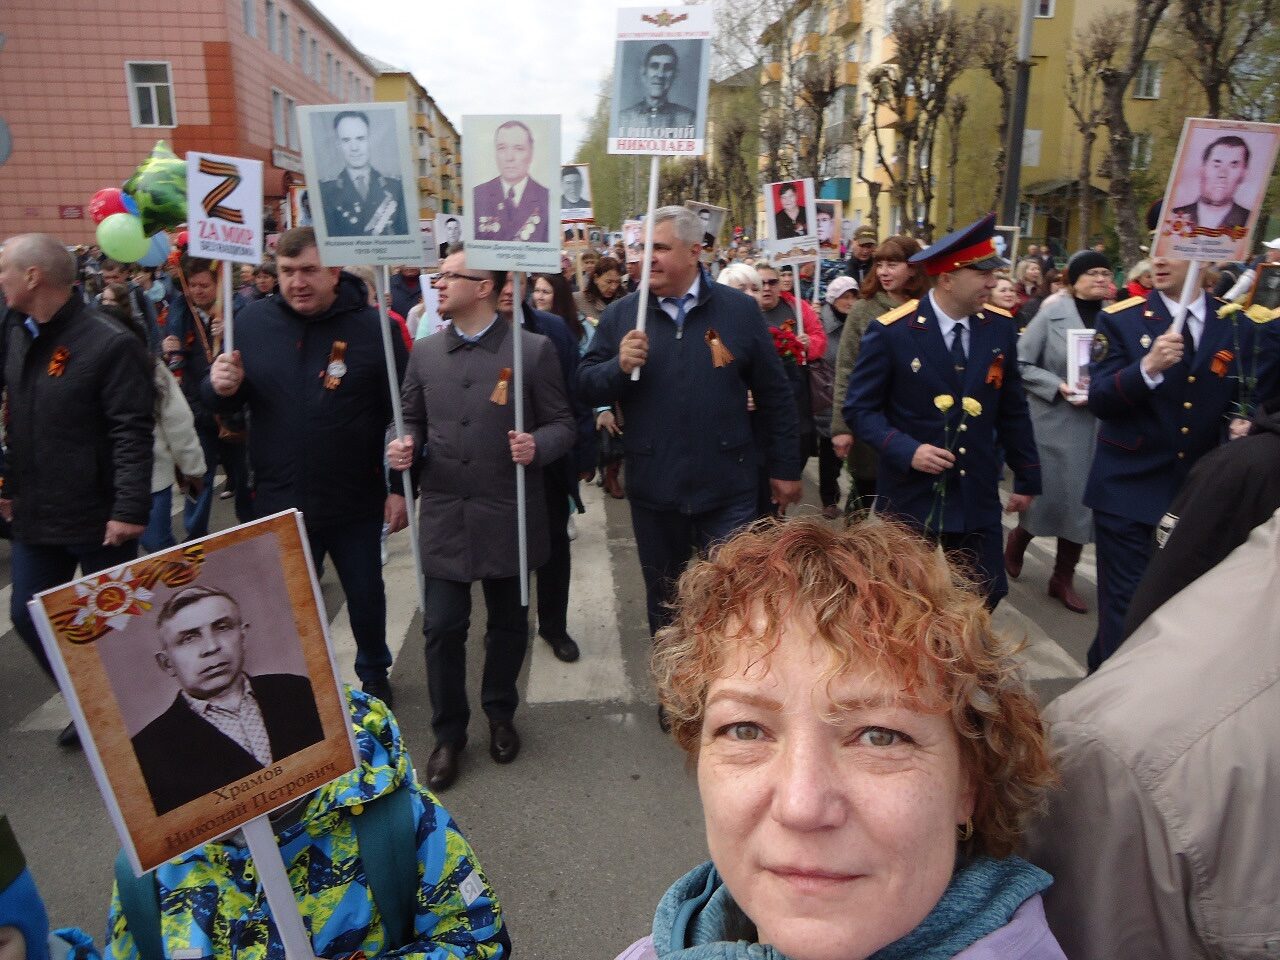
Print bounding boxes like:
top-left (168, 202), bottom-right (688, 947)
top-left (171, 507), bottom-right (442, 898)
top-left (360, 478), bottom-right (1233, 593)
top-left (2, 234), bottom-right (76, 288)
top-left (717, 263), bottom-right (762, 292)
top-left (650, 206), bottom-right (702, 245)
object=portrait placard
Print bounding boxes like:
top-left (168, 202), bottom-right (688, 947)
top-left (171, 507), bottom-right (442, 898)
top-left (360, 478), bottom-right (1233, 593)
top-left (994, 225), bottom-right (1020, 265)
top-left (814, 200), bottom-right (841, 256)
top-left (607, 6), bottom-right (713, 156)
top-left (765, 178), bottom-right (817, 245)
top-left (462, 114), bottom-right (561, 272)
top-left (30, 511), bottom-right (358, 874)
top-left (435, 212), bottom-right (463, 260)
top-left (560, 163), bottom-right (594, 223)
top-left (185, 152), bottom-right (264, 265)
top-left (298, 102), bottom-right (423, 266)
top-left (1153, 117), bottom-right (1280, 262)
top-left (683, 200), bottom-right (727, 262)
top-left (1248, 262), bottom-right (1280, 312)
top-left (419, 219), bottom-right (440, 268)
top-left (1066, 328), bottom-right (1094, 398)
top-left (622, 219), bottom-right (644, 263)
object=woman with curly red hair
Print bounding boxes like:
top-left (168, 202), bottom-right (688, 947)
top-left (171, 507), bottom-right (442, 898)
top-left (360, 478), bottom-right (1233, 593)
top-left (617, 517), bottom-right (1064, 960)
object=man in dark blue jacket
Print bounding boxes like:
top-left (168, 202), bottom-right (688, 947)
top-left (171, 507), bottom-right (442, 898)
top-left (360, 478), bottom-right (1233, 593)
top-left (205, 227), bottom-right (408, 705)
top-left (578, 206), bottom-right (801, 663)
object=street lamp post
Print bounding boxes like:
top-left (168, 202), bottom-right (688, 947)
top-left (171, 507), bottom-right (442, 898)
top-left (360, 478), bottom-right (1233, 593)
top-left (999, 0), bottom-right (1037, 228)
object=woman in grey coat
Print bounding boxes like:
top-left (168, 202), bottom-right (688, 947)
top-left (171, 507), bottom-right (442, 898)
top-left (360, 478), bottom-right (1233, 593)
top-left (1006, 251), bottom-right (1113, 613)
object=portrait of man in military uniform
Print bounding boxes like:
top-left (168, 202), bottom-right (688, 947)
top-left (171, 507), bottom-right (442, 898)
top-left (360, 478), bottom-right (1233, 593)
top-left (1170, 135), bottom-right (1252, 230)
top-left (618, 43), bottom-right (697, 134)
top-left (317, 110), bottom-right (410, 238)
top-left (471, 120), bottom-right (550, 244)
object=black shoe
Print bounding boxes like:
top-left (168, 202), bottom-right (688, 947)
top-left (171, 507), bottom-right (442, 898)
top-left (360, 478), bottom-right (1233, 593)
top-left (658, 705), bottom-right (672, 733)
top-left (362, 676), bottom-right (394, 709)
top-left (426, 742), bottom-right (462, 791)
top-left (489, 721), bottom-right (521, 764)
top-left (57, 721), bottom-right (81, 749)
top-left (542, 634), bottom-right (580, 663)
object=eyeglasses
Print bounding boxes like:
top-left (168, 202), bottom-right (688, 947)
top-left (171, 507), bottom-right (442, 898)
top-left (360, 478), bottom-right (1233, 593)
top-left (1081, 268), bottom-right (1112, 279)
top-left (761, 278), bottom-right (781, 287)
top-left (434, 271), bottom-right (489, 283)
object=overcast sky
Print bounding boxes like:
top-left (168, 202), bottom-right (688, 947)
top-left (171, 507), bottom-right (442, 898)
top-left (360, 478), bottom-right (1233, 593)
top-left (313, 0), bottom-right (676, 161)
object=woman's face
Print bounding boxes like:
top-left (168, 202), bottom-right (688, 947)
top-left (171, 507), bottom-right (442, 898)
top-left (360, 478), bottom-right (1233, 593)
top-left (1023, 261), bottom-right (1042, 284)
top-left (991, 278), bottom-right (1018, 310)
top-left (596, 270), bottom-right (621, 299)
top-left (532, 277), bottom-right (555, 311)
top-left (834, 291), bottom-right (857, 314)
top-left (100, 290), bottom-right (119, 309)
top-left (875, 259), bottom-right (911, 295)
top-left (698, 620), bottom-right (974, 960)
top-left (1072, 267), bottom-right (1113, 301)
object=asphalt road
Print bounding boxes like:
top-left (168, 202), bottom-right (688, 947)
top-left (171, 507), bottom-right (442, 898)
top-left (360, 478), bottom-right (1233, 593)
top-left (0, 468), bottom-right (1096, 956)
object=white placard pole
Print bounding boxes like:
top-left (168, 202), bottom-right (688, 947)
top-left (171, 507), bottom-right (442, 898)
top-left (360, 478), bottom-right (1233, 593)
top-left (240, 816), bottom-right (314, 960)
top-left (1168, 260), bottom-right (1205, 335)
top-left (511, 272), bottom-right (530, 608)
top-left (375, 267), bottom-right (425, 610)
top-left (222, 262), bottom-right (235, 354)
top-left (631, 154), bottom-right (661, 382)
top-left (792, 265), bottom-right (804, 334)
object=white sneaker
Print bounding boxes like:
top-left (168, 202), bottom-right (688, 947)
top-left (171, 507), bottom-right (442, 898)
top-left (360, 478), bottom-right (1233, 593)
top-left (567, 514), bottom-right (578, 541)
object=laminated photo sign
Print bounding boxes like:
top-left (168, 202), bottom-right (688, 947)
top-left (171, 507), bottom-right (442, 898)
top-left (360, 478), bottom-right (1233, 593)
top-left (765, 178), bottom-right (818, 266)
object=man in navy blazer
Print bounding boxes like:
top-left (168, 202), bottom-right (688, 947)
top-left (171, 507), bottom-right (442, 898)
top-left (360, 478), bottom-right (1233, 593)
top-left (845, 214), bottom-right (1041, 608)
top-left (131, 585), bottom-right (324, 815)
top-left (1082, 254), bottom-right (1272, 671)
top-left (472, 120), bottom-right (550, 243)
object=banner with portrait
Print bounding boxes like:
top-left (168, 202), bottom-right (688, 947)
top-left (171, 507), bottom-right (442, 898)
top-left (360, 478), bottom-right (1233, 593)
top-left (298, 101), bottom-right (423, 266)
top-left (814, 200), bottom-right (841, 257)
top-left (185, 152), bottom-right (264, 265)
top-left (683, 200), bottom-right (727, 263)
top-left (29, 511), bottom-right (358, 874)
top-left (765, 178), bottom-right (818, 266)
top-left (607, 6), bottom-right (713, 156)
top-left (622, 219), bottom-right (644, 263)
top-left (462, 114), bottom-right (561, 272)
top-left (1153, 117), bottom-right (1280, 262)
top-left (435, 212), bottom-right (463, 260)
top-left (560, 163), bottom-right (594, 223)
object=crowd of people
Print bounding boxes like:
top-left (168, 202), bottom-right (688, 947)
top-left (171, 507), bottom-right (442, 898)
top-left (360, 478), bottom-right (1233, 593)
top-left (0, 196), bottom-right (1277, 958)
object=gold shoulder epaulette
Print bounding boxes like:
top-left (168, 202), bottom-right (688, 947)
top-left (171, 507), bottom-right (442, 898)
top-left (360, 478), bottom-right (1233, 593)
top-left (982, 302), bottom-right (1013, 318)
top-left (1103, 295), bottom-right (1146, 314)
top-left (878, 298), bottom-right (919, 326)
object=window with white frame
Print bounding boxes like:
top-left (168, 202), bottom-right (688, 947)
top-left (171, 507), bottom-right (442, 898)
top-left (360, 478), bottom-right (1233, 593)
top-left (418, 157), bottom-right (428, 178)
top-left (310, 38), bottom-right (318, 80)
top-left (286, 96), bottom-right (299, 150)
top-left (272, 90), bottom-right (285, 145)
top-left (325, 52), bottom-right (333, 91)
top-left (279, 11), bottom-right (290, 61)
top-left (332, 59), bottom-right (342, 96)
top-left (1131, 132), bottom-right (1153, 169)
top-left (1133, 61), bottom-right (1162, 99)
top-left (242, 0), bottom-right (256, 36)
top-left (265, 1), bottom-right (277, 52)
top-left (298, 28), bottom-right (306, 72)
top-left (1035, 0), bottom-right (1055, 16)
top-left (127, 62), bottom-right (176, 127)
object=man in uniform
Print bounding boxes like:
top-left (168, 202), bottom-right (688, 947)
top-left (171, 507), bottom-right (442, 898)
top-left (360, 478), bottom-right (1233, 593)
top-left (618, 43), bottom-right (696, 133)
top-left (320, 111), bottom-right (409, 238)
top-left (471, 120), bottom-right (550, 243)
top-left (1082, 252), bottom-right (1269, 670)
top-left (844, 213), bottom-right (1041, 608)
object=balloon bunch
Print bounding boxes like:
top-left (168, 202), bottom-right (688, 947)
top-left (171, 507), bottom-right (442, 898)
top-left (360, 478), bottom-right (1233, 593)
top-left (88, 141), bottom-right (188, 266)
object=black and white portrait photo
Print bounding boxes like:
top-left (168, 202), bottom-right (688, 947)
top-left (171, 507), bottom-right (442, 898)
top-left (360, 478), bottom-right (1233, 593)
top-left (436, 213), bottom-right (462, 258)
top-left (994, 225), bottom-right (1019, 265)
top-left (815, 200), bottom-right (840, 254)
top-left (682, 200), bottom-right (727, 261)
top-left (561, 164), bottom-right (593, 223)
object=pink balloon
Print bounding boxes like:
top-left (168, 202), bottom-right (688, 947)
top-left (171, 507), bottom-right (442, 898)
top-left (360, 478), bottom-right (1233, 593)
top-left (89, 188), bottom-right (129, 225)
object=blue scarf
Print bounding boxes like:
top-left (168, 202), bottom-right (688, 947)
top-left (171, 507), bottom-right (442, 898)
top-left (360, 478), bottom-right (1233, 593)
top-left (653, 856), bottom-right (1051, 960)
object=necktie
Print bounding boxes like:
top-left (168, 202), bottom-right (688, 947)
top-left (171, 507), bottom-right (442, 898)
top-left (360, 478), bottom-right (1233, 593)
top-left (951, 321), bottom-right (968, 375)
top-left (506, 186), bottom-right (516, 205)
top-left (1182, 321), bottom-right (1196, 365)
top-left (663, 293), bottom-right (694, 338)
top-left (354, 174), bottom-right (367, 197)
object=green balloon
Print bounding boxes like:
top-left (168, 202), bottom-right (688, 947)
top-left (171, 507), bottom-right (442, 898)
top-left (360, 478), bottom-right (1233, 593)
top-left (122, 140), bottom-right (188, 237)
top-left (97, 213), bottom-right (149, 263)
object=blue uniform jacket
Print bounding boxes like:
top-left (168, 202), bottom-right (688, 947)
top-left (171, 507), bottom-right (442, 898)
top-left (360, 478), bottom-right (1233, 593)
top-left (1083, 290), bottom-right (1270, 526)
top-left (577, 273), bottom-right (800, 514)
top-left (844, 296), bottom-right (1041, 532)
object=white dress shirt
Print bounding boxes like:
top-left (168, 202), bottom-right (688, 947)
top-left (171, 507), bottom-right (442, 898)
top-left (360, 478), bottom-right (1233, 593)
top-left (659, 274), bottom-right (701, 321)
top-left (500, 177), bottom-right (529, 206)
top-left (929, 291), bottom-right (969, 356)
top-left (1142, 292), bottom-right (1206, 389)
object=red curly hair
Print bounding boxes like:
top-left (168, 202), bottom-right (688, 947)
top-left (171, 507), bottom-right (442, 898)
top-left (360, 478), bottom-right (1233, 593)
top-left (652, 516), bottom-right (1057, 859)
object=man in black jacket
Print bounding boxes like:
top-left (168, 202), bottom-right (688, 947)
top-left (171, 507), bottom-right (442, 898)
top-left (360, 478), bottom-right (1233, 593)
top-left (206, 227), bottom-right (408, 706)
top-left (0, 234), bottom-right (154, 745)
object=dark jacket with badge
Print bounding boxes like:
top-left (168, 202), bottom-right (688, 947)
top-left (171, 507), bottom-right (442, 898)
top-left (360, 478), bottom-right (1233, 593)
top-left (577, 275), bottom-right (802, 514)
top-left (844, 294), bottom-right (1041, 531)
top-left (400, 318), bottom-right (574, 582)
top-left (1083, 290), bottom-right (1269, 526)
top-left (202, 274), bottom-right (408, 529)
top-left (2, 296), bottom-right (154, 543)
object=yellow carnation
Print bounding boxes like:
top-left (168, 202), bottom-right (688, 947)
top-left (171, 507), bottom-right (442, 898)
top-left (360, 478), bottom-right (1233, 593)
top-left (1245, 304), bottom-right (1275, 324)
top-left (962, 397), bottom-right (982, 417)
top-left (934, 394), bottom-right (954, 413)
top-left (1217, 302), bottom-right (1243, 319)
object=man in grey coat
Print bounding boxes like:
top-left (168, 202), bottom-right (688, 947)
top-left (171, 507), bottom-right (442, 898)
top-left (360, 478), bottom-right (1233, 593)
top-left (388, 249), bottom-right (574, 791)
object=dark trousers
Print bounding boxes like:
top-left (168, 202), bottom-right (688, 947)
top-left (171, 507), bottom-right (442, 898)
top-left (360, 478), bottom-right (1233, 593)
top-left (1089, 510), bottom-right (1154, 673)
top-left (11, 539), bottom-right (140, 680)
top-left (307, 519), bottom-right (390, 684)
top-left (630, 495), bottom-right (758, 638)
top-left (817, 436), bottom-right (842, 508)
top-left (422, 575), bottom-right (528, 746)
top-left (537, 470), bottom-right (572, 641)
top-left (938, 524), bottom-right (1007, 610)
top-left (184, 427), bottom-right (252, 539)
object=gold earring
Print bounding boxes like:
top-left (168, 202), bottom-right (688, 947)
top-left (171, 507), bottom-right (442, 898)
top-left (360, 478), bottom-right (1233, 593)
top-left (958, 819), bottom-right (974, 842)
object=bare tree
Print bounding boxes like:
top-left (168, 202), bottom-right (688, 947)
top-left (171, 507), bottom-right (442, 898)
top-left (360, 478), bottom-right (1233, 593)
top-left (971, 8), bottom-right (1016, 211)
top-left (850, 109), bottom-right (885, 236)
top-left (1065, 19), bottom-right (1121, 249)
top-left (792, 52), bottom-right (844, 179)
top-left (1096, 0), bottom-right (1171, 265)
top-left (944, 95), bottom-right (968, 232)
top-left (1172, 0), bottom-right (1276, 118)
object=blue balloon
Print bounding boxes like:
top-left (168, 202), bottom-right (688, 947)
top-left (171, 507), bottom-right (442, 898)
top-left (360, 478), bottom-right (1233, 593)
top-left (136, 230), bottom-right (171, 268)
top-left (122, 193), bottom-right (140, 217)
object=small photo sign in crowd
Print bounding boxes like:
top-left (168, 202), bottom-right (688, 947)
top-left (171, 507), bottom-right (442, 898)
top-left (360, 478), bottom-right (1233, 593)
top-left (765, 178), bottom-right (818, 266)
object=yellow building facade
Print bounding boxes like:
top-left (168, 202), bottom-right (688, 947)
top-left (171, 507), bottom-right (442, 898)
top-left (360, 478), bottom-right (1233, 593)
top-left (372, 67), bottom-right (462, 220)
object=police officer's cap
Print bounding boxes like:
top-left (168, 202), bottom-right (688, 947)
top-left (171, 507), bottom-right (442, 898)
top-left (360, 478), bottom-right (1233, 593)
top-left (909, 213), bottom-right (1007, 277)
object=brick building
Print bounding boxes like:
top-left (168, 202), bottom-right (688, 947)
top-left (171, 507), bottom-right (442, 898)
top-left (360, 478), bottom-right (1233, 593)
top-left (0, 0), bottom-right (381, 242)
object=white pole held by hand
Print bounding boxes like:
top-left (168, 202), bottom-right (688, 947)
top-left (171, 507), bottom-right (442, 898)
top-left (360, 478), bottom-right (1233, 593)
top-left (631, 154), bottom-right (661, 383)
top-left (375, 267), bottom-right (425, 610)
top-left (512, 272), bottom-right (530, 608)
top-left (1168, 260), bottom-right (1204, 336)
top-left (222, 261), bottom-right (235, 354)
top-left (240, 816), bottom-right (314, 960)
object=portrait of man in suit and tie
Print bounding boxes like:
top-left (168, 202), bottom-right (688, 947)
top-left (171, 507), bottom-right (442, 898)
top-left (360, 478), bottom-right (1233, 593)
top-left (471, 120), bottom-right (551, 243)
top-left (617, 43), bottom-right (697, 133)
top-left (130, 584), bottom-right (325, 816)
top-left (1170, 135), bottom-right (1253, 230)
top-left (316, 110), bottom-right (411, 238)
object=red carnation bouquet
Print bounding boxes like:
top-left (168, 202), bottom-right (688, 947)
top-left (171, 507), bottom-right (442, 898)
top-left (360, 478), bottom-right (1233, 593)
top-left (771, 320), bottom-right (806, 365)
